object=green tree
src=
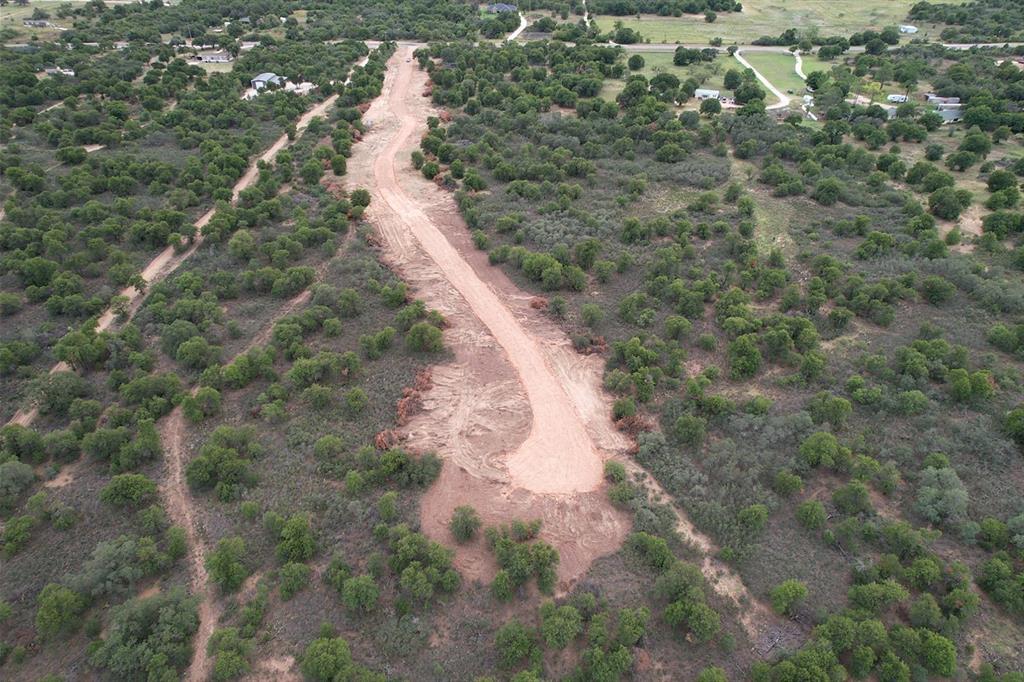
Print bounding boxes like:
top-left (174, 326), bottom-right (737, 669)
top-left (301, 634), bottom-right (354, 681)
top-left (770, 579), bottom-right (808, 616)
top-left (276, 514), bottom-right (316, 563)
top-left (449, 505), bottom-right (482, 543)
top-left (279, 562), bottom-right (311, 600)
top-left (495, 620), bottom-right (536, 668)
top-left (207, 537), bottom-right (249, 592)
top-left (341, 575), bottom-right (379, 613)
top-left (796, 500), bottom-right (827, 530)
top-left (540, 602), bottom-right (582, 649)
top-left (35, 584), bottom-right (86, 639)
top-left (99, 474), bottom-right (157, 507)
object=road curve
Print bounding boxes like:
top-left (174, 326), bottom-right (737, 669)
top-left (734, 50), bottom-right (790, 110)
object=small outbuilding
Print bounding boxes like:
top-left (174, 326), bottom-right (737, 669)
top-left (694, 88), bottom-right (720, 100)
top-left (899, 25), bottom-right (919, 34)
top-left (886, 94), bottom-right (908, 103)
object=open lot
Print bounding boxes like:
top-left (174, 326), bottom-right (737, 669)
top-left (739, 51), bottom-right (804, 94)
top-left (595, 0), bottom-right (926, 44)
top-left (601, 50), bottom-right (732, 101)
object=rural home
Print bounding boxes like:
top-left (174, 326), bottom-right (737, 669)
top-left (199, 51), bottom-right (233, 63)
top-left (251, 72), bottom-right (285, 90)
top-left (23, 19), bottom-right (51, 28)
top-left (886, 94), bottom-right (908, 103)
top-left (486, 3), bottom-right (517, 12)
top-left (44, 66), bottom-right (75, 77)
top-left (694, 88), bottom-right (720, 100)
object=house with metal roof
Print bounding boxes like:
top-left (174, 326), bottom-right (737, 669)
top-left (199, 51), bottom-right (233, 63)
top-left (486, 3), bottom-right (518, 12)
top-left (694, 88), bottom-right (720, 100)
top-left (251, 72), bottom-right (285, 90)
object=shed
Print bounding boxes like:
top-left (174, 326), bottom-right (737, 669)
top-left (886, 94), bottom-right (908, 103)
top-left (899, 25), bottom-right (919, 34)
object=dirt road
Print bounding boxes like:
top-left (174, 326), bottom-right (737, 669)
top-left (347, 49), bottom-right (803, 651)
top-left (347, 47), bottom-right (632, 590)
top-left (4, 55), bottom-right (372, 430)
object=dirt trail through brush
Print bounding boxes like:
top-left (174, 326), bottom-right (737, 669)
top-left (348, 49), bottom-right (803, 651)
top-left (4, 54), bottom-right (371, 430)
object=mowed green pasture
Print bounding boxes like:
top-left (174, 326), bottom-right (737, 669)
top-left (595, 0), bottom-right (926, 44)
top-left (739, 51), bottom-right (805, 94)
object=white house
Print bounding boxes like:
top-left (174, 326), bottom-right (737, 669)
top-left (239, 41), bottom-right (261, 51)
top-left (44, 66), bottom-right (75, 77)
top-left (899, 25), bottom-right (919, 34)
top-left (199, 51), bottom-right (233, 63)
top-left (251, 72), bottom-right (284, 90)
top-left (886, 94), bottom-right (908, 103)
top-left (694, 88), bottom-right (720, 100)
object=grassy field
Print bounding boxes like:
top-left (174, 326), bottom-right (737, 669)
top-left (800, 52), bottom-right (835, 77)
top-left (595, 0), bottom-right (925, 44)
top-left (601, 50), bottom-right (731, 102)
top-left (0, 0), bottom-right (86, 41)
top-left (740, 51), bottom-right (805, 94)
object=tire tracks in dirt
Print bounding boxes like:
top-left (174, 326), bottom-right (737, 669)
top-left (4, 54), bottom-right (375, 680)
top-left (349, 48), bottom-right (803, 652)
top-left (349, 47), bottom-right (632, 593)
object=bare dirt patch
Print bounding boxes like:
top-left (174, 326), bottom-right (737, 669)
top-left (347, 48), bottom-right (632, 592)
top-left (346, 49), bottom-right (806, 652)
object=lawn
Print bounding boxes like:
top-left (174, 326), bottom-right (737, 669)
top-left (594, 0), bottom-right (926, 44)
top-left (600, 50), bottom-right (732, 102)
top-left (799, 52), bottom-right (836, 78)
top-left (739, 51), bottom-right (805, 95)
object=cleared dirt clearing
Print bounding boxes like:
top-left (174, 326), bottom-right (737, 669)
top-left (348, 49), bottom-right (804, 653)
top-left (348, 48), bottom-right (632, 591)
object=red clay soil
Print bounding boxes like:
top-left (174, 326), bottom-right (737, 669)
top-left (348, 48), bottom-right (640, 593)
